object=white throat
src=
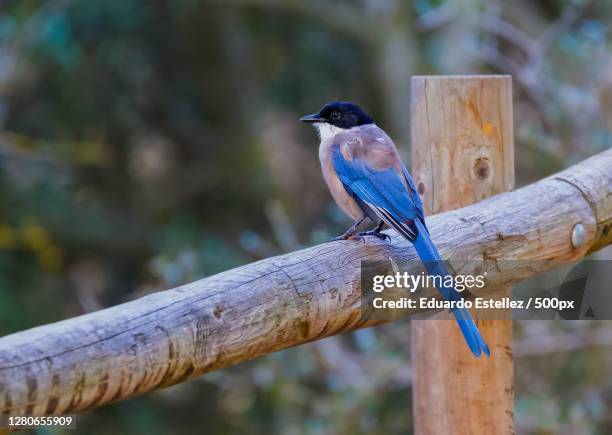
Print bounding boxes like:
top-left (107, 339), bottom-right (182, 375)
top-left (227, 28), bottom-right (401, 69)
top-left (314, 123), bottom-right (345, 142)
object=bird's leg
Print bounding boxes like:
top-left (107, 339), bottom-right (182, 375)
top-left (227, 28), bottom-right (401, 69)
top-left (330, 216), bottom-right (366, 241)
top-left (358, 220), bottom-right (390, 241)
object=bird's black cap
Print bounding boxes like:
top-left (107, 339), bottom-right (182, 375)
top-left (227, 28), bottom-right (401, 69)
top-left (300, 101), bottom-right (373, 129)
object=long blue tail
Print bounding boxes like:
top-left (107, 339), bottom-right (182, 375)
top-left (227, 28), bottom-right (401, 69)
top-left (412, 219), bottom-right (490, 357)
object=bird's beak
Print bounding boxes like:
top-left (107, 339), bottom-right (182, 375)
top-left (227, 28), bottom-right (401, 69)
top-left (300, 113), bottom-right (325, 123)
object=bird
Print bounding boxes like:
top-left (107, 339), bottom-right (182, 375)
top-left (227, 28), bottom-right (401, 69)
top-left (300, 101), bottom-right (490, 357)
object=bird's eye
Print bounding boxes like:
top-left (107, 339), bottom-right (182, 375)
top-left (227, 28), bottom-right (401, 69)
top-left (330, 111), bottom-right (341, 121)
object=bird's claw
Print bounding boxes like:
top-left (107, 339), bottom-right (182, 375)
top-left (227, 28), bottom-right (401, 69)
top-left (329, 233), bottom-right (363, 242)
top-left (329, 235), bottom-right (347, 242)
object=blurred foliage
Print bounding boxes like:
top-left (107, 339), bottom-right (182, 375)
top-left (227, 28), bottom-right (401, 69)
top-left (0, 0), bottom-right (611, 434)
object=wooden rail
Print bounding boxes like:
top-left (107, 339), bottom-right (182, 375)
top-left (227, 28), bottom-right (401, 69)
top-left (0, 148), bottom-right (610, 416)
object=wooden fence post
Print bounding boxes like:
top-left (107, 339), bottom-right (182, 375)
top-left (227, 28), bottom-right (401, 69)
top-left (410, 75), bottom-right (515, 434)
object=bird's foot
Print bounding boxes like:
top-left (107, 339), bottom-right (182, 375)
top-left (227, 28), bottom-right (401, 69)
top-left (329, 233), bottom-right (363, 242)
top-left (328, 216), bottom-right (369, 243)
top-left (357, 230), bottom-right (390, 242)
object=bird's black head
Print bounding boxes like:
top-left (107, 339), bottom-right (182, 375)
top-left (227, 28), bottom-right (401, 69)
top-left (300, 101), bottom-right (373, 129)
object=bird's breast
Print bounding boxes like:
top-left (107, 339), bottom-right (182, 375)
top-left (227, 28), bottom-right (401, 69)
top-left (319, 139), bottom-right (364, 221)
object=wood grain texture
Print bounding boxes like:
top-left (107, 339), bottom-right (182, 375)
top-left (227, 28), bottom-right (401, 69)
top-left (411, 75), bottom-right (515, 434)
top-left (0, 147), bottom-right (610, 416)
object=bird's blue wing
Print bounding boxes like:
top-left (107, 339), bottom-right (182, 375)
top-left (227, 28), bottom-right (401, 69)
top-left (332, 146), bottom-right (422, 241)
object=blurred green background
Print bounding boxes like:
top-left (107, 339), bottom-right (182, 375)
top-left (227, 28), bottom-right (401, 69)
top-left (0, 0), bottom-right (611, 434)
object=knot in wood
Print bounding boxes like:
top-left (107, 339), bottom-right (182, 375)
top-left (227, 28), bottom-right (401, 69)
top-left (473, 158), bottom-right (491, 180)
